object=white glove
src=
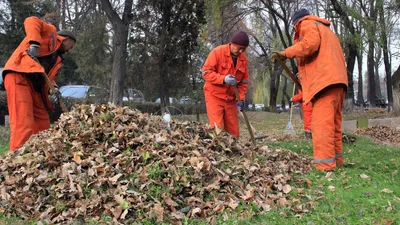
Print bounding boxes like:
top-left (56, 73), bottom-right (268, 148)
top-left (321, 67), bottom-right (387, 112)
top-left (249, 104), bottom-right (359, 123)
top-left (224, 74), bottom-right (237, 86)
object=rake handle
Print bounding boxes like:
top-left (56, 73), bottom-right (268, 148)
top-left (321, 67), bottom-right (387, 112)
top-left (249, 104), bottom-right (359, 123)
top-left (233, 86), bottom-right (256, 146)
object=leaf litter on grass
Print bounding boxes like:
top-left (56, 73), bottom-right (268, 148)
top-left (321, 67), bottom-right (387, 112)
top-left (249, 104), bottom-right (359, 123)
top-left (355, 125), bottom-right (400, 146)
top-left (0, 104), bottom-right (313, 224)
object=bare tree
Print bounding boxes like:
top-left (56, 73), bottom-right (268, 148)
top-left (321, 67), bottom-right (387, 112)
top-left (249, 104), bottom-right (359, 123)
top-left (99, 0), bottom-right (134, 105)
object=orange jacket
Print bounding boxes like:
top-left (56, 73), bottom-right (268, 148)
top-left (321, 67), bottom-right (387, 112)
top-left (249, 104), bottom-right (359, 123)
top-left (2, 16), bottom-right (66, 87)
top-left (202, 44), bottom-right (249, 101)
top-left (284, 15), bottom-right (348, 104)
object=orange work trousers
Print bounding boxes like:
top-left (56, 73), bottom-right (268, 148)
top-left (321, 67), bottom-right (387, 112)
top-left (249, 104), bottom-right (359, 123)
top-left (205, 94), bottom-right (239, 138)
top-left (302, 103), bottom-right (313, 131)
top-left (311, 84), bottom-right (346, 171)
top-left (4, 72), bottom-right (50, 151)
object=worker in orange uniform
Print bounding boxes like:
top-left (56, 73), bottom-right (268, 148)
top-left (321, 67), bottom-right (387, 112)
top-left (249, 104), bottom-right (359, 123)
top-left (1, 16), bottom-right (76, 151)
top-left (202, 31), bottom-right (250, 138)
top-left (290, 89), bottom-right (313, 139)
top-left (273, 9), bottom-right (348, 171)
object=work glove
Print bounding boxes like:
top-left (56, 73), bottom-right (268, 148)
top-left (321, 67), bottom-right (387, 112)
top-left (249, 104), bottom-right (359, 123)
top-left (224, 74), bottom-right (237, 86)
top-left (27, 43), bottom-right (40, 60)
top-left (49, 87), bottom-right (62, 107)
top-left (271, 51), bottom-right (287, 61)
top-left (237, 102), bottom-right (244, 111)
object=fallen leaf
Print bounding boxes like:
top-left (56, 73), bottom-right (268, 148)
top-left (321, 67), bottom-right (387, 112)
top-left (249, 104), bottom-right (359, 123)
top-left (328, 186), bottom-right (335, 192)
top-left (360, 174), bottom-right (370, 179)
top-left (381, 188), bottom-right (393, 194)
top-left (282, 184), bottom-right (292, 194)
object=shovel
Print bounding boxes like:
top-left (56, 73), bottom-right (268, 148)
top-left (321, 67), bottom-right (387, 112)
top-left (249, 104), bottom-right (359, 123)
top-left (233, 86), bottom-right (256, 146)
top-left (284, 84), bottom-right (296, 136)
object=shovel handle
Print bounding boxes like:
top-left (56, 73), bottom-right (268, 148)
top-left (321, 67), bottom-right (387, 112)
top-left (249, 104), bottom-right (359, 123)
top-left (32, 57), bottom-right (68, 113)
top-left (233, 86), bottom-right (256, 146)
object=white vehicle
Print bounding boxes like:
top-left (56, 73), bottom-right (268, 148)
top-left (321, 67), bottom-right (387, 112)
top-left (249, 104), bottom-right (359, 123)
top-left (254, 104), bottom-right (265, 111)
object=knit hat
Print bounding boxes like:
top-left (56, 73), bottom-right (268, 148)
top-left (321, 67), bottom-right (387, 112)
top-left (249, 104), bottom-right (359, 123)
top-left (291, 9), bottom-right (310, 25)
top-left (230, 31), bottom-right (249, 47)
top-left (57, 30), bottom-right (77, 42)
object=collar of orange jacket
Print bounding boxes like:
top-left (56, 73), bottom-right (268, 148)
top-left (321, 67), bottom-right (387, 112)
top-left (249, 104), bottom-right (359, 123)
top-left (294, 15), bottom-right (331, 31)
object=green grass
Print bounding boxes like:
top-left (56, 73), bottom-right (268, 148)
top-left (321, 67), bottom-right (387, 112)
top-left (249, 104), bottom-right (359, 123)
top-left (0, 126), bottom-right (9, 155)
top-left (0, 111), bottom-right (399, 224)
top-left (226, 137), bottom-right (400, 224)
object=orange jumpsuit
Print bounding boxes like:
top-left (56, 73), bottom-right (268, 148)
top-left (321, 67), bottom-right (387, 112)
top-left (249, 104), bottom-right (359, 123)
top-left (284, 15), bottom-right (348, 170)
top-left (202, 44), bottom-right (249, 137)
top-left (2, 16), bottom-right (67, 151)
top-left (291, 90), bottom-right (312, 131)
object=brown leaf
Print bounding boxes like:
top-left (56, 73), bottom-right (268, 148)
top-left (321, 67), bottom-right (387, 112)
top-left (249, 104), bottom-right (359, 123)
top-left (171, 211), bottom-right (185, 220)
top-left (191, 207), bottom-right (201, 218)
top-left (360, 174), bottom-right (370, 179)
top-left (150, 203), bottom-right (164, 222)
top-left (328, 186), bottom-right (335, 192)
top-left (73, 152), bottom-right (82, 164)
top-left (282, 184), bottom-right (292, 194)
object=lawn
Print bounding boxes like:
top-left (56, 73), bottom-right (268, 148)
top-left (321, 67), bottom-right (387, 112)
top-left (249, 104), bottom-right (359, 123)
top-left (0, 109), bottom-right (399, 224)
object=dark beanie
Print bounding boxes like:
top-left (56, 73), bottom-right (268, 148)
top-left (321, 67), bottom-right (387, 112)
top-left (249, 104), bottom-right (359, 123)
top-left (57, 30), bottom-right (77, 42)
top-left (230, 31), bottom-right (249, 47)
top-left (291, 9), bottom-right (310, 25)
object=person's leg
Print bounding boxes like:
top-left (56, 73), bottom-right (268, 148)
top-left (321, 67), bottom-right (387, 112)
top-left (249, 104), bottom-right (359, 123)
top-left (4, 73), bottom-right (34, 151)
top-left (333, 85), bottom-right (346, 166)
top-left (311, 86), bottom-right (337, 171)
top-left (32, 91), bottom-right (50, 134)
top-left (224, 100), bottom-right (239, 138)
top-left (205, 94), bottom-right (225, 130)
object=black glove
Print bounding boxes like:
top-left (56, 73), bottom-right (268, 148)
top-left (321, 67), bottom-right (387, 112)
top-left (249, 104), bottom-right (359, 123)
top-left (27, 43), bottom-right (40, 60)
top-left (49, 87), bottom-right (61, 106)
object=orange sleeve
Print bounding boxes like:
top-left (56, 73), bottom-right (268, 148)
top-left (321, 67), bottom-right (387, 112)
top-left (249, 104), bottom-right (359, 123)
top-left (237, 69), bottom-right (248, 101)
top-left (202, 49), bottom-right (225, 85)
top-left (284, 20), bottom-right (321, 59)
top-left (24, 16), bottom-right (46, 44)
top-left (292, 91), bottom-right (303, 102)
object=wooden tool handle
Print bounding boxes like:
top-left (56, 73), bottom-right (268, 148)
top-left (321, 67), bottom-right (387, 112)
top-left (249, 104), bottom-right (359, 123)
top-left (233, 86), bottom-right (256, 146)
top-left (272, 54), bottom-right (302, 90)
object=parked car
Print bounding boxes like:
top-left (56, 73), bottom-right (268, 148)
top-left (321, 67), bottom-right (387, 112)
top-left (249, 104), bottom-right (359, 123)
top-left (179, 96), bottom-right (191, 104)
top-left (59, 85), bottom-right (109, 103)
top-left (254, 104), bottom-right (265, 111)
top-left (123, 88), bottom-right (145, 103)
top-left (155, 97), bottom-right (179, 104)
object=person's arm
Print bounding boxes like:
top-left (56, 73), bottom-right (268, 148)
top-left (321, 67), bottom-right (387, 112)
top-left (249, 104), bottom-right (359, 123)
top-left (202, 49), bottom-right (225, 85)
top-left (291, 92), bottom-right (303, 102)
top-left (237, 66), bottom-right (249, 101)
top-left (24, 16), bottom-right (46, 45)
top-left (284, 20), bottom-right (321, 59)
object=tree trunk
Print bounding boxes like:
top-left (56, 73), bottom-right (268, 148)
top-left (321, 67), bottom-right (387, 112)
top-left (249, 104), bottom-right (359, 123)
top-left (99, 0), bottom-right (133, 106)
top-left (378, 0), bottom-right (393, 111)
top-left (158, 0), bottom-right (171, 109)
top-left (281, 77), bottom-right (288, 112)
top-left (357, 50), bottom-right (364, 109)
top-left (392, 65), bottom-right (400, 116)
top-left (109, 25), bottom-right (128, 106)
top-left (367, 39), bottom-right (376, 107)
top-left (367, 0), bottom-right (377, 107)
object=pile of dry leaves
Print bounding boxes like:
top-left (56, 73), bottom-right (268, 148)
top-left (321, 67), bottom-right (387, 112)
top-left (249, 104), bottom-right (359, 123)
top-left (0, 104), bottom-right (313, 224)
top-left (355, 125), bottom-right (400, 145)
